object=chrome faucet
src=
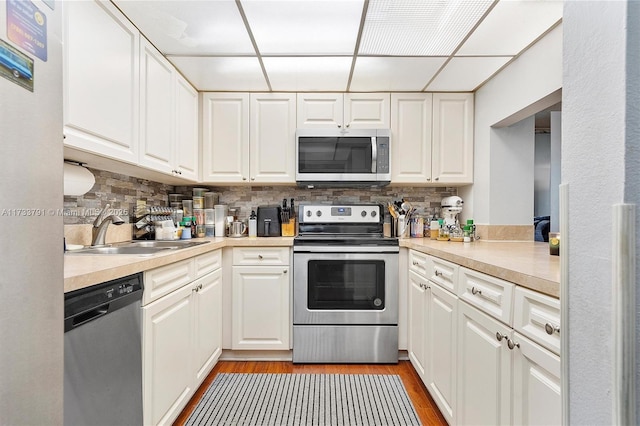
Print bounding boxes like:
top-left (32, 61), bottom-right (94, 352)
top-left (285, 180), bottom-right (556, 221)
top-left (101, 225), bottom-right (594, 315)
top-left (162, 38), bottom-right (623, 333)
top-left (91, 204), bottom-right (125, 247)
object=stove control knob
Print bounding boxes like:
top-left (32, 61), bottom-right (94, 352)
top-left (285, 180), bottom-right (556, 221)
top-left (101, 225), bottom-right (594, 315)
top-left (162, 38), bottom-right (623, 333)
top-left (361, 211), bottom-right (367, 217)
top-left (306, 210), bottom-right (312, 217)
top-left (316, 210), bottom-right (322, 217)
top-left (371, 210), bottom-right (377, 218)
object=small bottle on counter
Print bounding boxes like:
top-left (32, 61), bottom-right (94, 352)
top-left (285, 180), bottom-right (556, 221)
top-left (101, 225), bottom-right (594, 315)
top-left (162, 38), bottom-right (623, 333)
top-left (430, 219), bottom-right (440, 240)
top-left (248, 210), bottom-right (257, 238)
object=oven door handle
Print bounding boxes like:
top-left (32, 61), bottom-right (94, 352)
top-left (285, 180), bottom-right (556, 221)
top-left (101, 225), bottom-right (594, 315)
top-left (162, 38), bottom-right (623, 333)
top-left (294, 245), bottom-right (399, 253)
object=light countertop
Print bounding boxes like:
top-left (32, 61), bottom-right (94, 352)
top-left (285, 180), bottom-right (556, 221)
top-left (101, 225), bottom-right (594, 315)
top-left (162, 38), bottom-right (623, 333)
top-left (65, 236), bottom-right (559, 298)
top-left (400, 238), bottom-right (560, 298)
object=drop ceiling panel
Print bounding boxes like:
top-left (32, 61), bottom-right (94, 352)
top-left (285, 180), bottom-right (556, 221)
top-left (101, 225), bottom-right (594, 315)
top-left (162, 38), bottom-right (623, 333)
top-left (456, 0), bottom-right (563, 56)
top-left (350, 57), bottom-right (447, 91)
top-left (114, 1), bottom-right (255, 55)
top-left (360, 0), bottom-right (494, 56)
top-left (167, 56), bottom-right (269, 91)
top-left (426, 56), bottom-right (512, 91)
top-left (263, 57), bottom-right (352, 91)
top-left (241, 0), bottom-right (364, 55)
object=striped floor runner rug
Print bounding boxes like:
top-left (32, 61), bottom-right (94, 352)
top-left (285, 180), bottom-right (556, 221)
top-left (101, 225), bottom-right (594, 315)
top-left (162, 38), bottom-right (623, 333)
top-left (186, 373), bottom-right (422, 426)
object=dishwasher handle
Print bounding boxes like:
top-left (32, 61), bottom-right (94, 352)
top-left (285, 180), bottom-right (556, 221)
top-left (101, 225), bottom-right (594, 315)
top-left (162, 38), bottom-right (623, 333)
top-left (64, 287), bottom-right (141, 332)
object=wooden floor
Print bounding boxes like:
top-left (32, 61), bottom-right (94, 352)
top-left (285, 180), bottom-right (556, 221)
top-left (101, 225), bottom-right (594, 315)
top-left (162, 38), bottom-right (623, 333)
top-left (174, 360), bottom-right (447, 425)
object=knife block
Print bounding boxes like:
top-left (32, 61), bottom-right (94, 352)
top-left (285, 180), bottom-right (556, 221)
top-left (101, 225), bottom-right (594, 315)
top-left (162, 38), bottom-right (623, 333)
top-left (281, 218), bottom-right (296, 237)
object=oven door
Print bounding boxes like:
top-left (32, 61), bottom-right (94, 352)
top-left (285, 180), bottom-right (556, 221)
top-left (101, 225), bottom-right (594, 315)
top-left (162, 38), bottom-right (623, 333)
top-left (293, 246), bottom-right (398, 325)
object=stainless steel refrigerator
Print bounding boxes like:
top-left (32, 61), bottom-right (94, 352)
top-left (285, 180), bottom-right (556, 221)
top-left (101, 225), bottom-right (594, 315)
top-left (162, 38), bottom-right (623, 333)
top-left (0, 0), bottom-right (63, 424)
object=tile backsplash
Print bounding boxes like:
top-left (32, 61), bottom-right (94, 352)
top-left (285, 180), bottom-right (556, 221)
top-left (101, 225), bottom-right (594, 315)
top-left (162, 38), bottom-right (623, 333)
top-left (64, 168), bottom-right (457, 224)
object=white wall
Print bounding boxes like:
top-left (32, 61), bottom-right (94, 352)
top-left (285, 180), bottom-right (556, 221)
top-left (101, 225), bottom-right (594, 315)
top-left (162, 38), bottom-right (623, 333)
top-left (549, 112), bottom-right (561, 233)
top-left (473, 24), bottom-right (563, 225)
top-left (534, 132), bottom-right (551, 217)
top-left (563, 1), bottom-right (638, 423)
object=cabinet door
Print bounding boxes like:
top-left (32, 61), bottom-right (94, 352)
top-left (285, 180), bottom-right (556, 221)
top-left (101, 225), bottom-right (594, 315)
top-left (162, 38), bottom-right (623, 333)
top-left (408, 271), bottom-right (427, 380)
top-left (457, 301), bottom-right (511, 426)
top-left (142, 284), bottom-right (193, 426)
top-left (249, 93), bottom-right (296, 183)
top-left (175, 75), bottom-right (199, 181)
top-left (139, 38), bottom-right (174, 174)
top-left (201, 93), bottom-right (249, 183)
top-left (427, 283), bottom-right (458, 425)
top-left (192, 269), bottom-right (222, 385)
top-left (344, 93), bottom-right (390, 129)
top-left (63, 0), bottom-right (139, 163)
top-left (391, 93), bottom-right (433, 183)
top-left (232, 266), bottom-right (290, 350)
top-left (432, 93), bottom-right (474, 184)
top-left (296, 93), bottom-right (343, 128)
top-left (511, 332), bottom-right (561, 426)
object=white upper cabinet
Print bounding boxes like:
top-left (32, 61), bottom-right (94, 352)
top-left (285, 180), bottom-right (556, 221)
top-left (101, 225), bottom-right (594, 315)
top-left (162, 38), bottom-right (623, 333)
top-left (139, 38), bottom-right (199, 181)
top-left (391, 93), bottom-right (433, 183)
top-left (250, 93), bottom-right (297, 183)
top-left (297, 93), bottom-right (390, 129)
top-left (432, 93), bottom-right (474, 184)
top-left (392, 92), bottom-right (473, 185)
top-left (201, 93), bottom-right (250, 183)
top-left (201, 93), bottom-right (296, 184)
top-left (63, 0), bottom-right (140, 163)
top-left (174, 75), bottom-right (199, 181)
top-left (139, 38), bottom-right (174, 175)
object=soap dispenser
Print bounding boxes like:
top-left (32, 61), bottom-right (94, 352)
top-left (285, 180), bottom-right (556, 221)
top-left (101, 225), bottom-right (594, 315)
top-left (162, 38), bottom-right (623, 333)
top-left (248, 210), bottom-right (257, 238)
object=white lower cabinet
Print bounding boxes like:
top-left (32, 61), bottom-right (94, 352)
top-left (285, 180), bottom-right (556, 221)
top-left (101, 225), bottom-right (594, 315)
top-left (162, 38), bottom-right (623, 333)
top-left (231, 247), bottom-right (290, 350)
top-left (511, 331), bottom-right (561, 425)
top-left (142, 252), bottom-right (222, 425)
top-left (456, 300), bottom-right (512, 426)
top-left (231, 266), bottom-right (290, 350)
top-left (408, 259), bottom-right (458, 425)
top-left (407, 252), bottom-right (561, 426)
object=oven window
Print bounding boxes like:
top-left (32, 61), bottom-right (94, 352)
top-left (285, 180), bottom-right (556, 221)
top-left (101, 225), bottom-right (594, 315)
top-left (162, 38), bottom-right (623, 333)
top-left (307, 260), bottom-right (385, 310)
top-left (298, 137), bottom-right (373, 174)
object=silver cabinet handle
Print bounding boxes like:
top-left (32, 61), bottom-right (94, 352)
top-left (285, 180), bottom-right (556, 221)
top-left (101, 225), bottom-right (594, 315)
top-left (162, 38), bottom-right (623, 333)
top-left (426, 177), bottom-right (431, 181)
top-left (412, 261), bottom-right (419, 266)
top-left (346, 123), bottom-right (350, 128)
top-left (251, 177), bottom-right (255, 181)
top-left (545, 323), bottom-right (560, 335)
top-left (258, 254), bottom-right (263, 259)
top-left (471, 286), bottom-right (482, 296)
top-left (434, 270), bottom-right (442, 277)
top-left (495, 332), bottom-right (508, 342)
top-left (507, 338), bottom-right (520, 350)
top-left (434, 177), bottom-right (440, 181)
top-left (283, 269), bottom-right (287, 274)
top-left (337, 124), bottom-right (342, 128)
top-left (242, 177), bottom-right (247, 181)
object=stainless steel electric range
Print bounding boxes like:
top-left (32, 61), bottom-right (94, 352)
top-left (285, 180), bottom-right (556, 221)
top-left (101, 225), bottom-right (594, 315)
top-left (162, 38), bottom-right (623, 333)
top-left (292, 203), bottom-right (399, 363)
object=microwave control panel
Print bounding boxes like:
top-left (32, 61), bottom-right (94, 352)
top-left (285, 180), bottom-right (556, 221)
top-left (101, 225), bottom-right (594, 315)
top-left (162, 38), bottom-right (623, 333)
top-left (376, 137), bottom-right (390, 173)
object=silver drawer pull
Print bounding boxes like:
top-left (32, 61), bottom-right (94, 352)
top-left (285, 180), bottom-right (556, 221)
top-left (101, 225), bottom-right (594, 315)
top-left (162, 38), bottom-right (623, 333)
top-left (412, 261), bottom-right (418, 265)
top-left (258, 254), bottom-right (263, 259)
top-left (471, 286), bottom-right (482, 296)
top-left (495, 332), bottom-right (508, 342)
top-left (507, 338), bottom-right (521, 350)
top-left (434, 270), bottom-right (442, 277)
top-left (544, 323), bottom-right (560, 335)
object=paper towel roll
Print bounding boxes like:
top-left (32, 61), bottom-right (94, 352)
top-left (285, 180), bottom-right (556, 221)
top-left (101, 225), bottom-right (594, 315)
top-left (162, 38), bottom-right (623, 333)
top-left (63, 162), bottom-right (95, 196)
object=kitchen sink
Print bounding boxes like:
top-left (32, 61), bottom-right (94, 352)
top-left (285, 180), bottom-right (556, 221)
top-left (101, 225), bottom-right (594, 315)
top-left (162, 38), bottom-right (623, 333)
top-left (67, 240), bottom-right (210, 255)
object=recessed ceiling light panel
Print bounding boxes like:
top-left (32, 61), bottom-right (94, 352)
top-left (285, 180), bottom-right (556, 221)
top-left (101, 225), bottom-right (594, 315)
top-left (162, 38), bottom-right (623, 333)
top-left (360, 0), bottom-right (493, 56)
top-left (351, 56), bottom-right (447, 91)
top-left (263, 57), bottom-right (352, 91)
top-left (167, 56), bottom-right (269, 91)
top-left (425, 56), bottom-right (511, 91)
top-left (242, 0), bottom-right (365, 55)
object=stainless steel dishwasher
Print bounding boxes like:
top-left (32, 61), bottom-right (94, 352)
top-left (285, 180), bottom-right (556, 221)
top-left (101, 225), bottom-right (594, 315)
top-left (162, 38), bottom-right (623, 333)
top-left (64, 273), bottom-right (143, 426)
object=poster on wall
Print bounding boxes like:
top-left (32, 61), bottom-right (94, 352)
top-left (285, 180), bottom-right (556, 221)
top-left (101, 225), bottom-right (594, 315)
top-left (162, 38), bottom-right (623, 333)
top-left (0, 38), bottom-right (34, 91)
top-left (6, 0), bottom-right (47, 62)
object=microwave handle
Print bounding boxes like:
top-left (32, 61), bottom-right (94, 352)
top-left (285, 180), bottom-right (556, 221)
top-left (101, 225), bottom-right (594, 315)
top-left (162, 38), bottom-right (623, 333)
top-left (371, 137), bottom-right (377, 173)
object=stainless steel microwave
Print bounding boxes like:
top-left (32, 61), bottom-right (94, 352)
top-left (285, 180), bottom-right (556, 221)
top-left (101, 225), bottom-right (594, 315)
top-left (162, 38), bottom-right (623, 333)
top-left (295, 128), bottom-right (391, 187)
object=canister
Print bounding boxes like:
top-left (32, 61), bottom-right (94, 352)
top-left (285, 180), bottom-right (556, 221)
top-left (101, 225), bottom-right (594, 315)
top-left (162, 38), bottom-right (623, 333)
top-left (193, 196), bottom-right (204, 209)
top-left (194, 208), bottom-right (204, 225)
top-left (204, 209), bottom-right (215, 225)
top-left (192, 187), bottom-right (208, 197)
top-left (204, 192), bottom-right (218, 209)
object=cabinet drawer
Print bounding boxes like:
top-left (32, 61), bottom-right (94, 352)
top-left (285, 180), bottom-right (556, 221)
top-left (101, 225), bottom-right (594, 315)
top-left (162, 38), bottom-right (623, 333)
top-left (458, 267), bottom-right (514, 325)
top-left (232, 247), bottom-right (289, 266)
top-left (194, 249), bottom-right (222, 278)
top-left (409, 250), bottom-right (429, 277)
top-left (514, 287), bottom-right (560, 355)
top-left (143, 258), bottom-right (194, 305)
top-left (425, 255), bottom-right (458, 294)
